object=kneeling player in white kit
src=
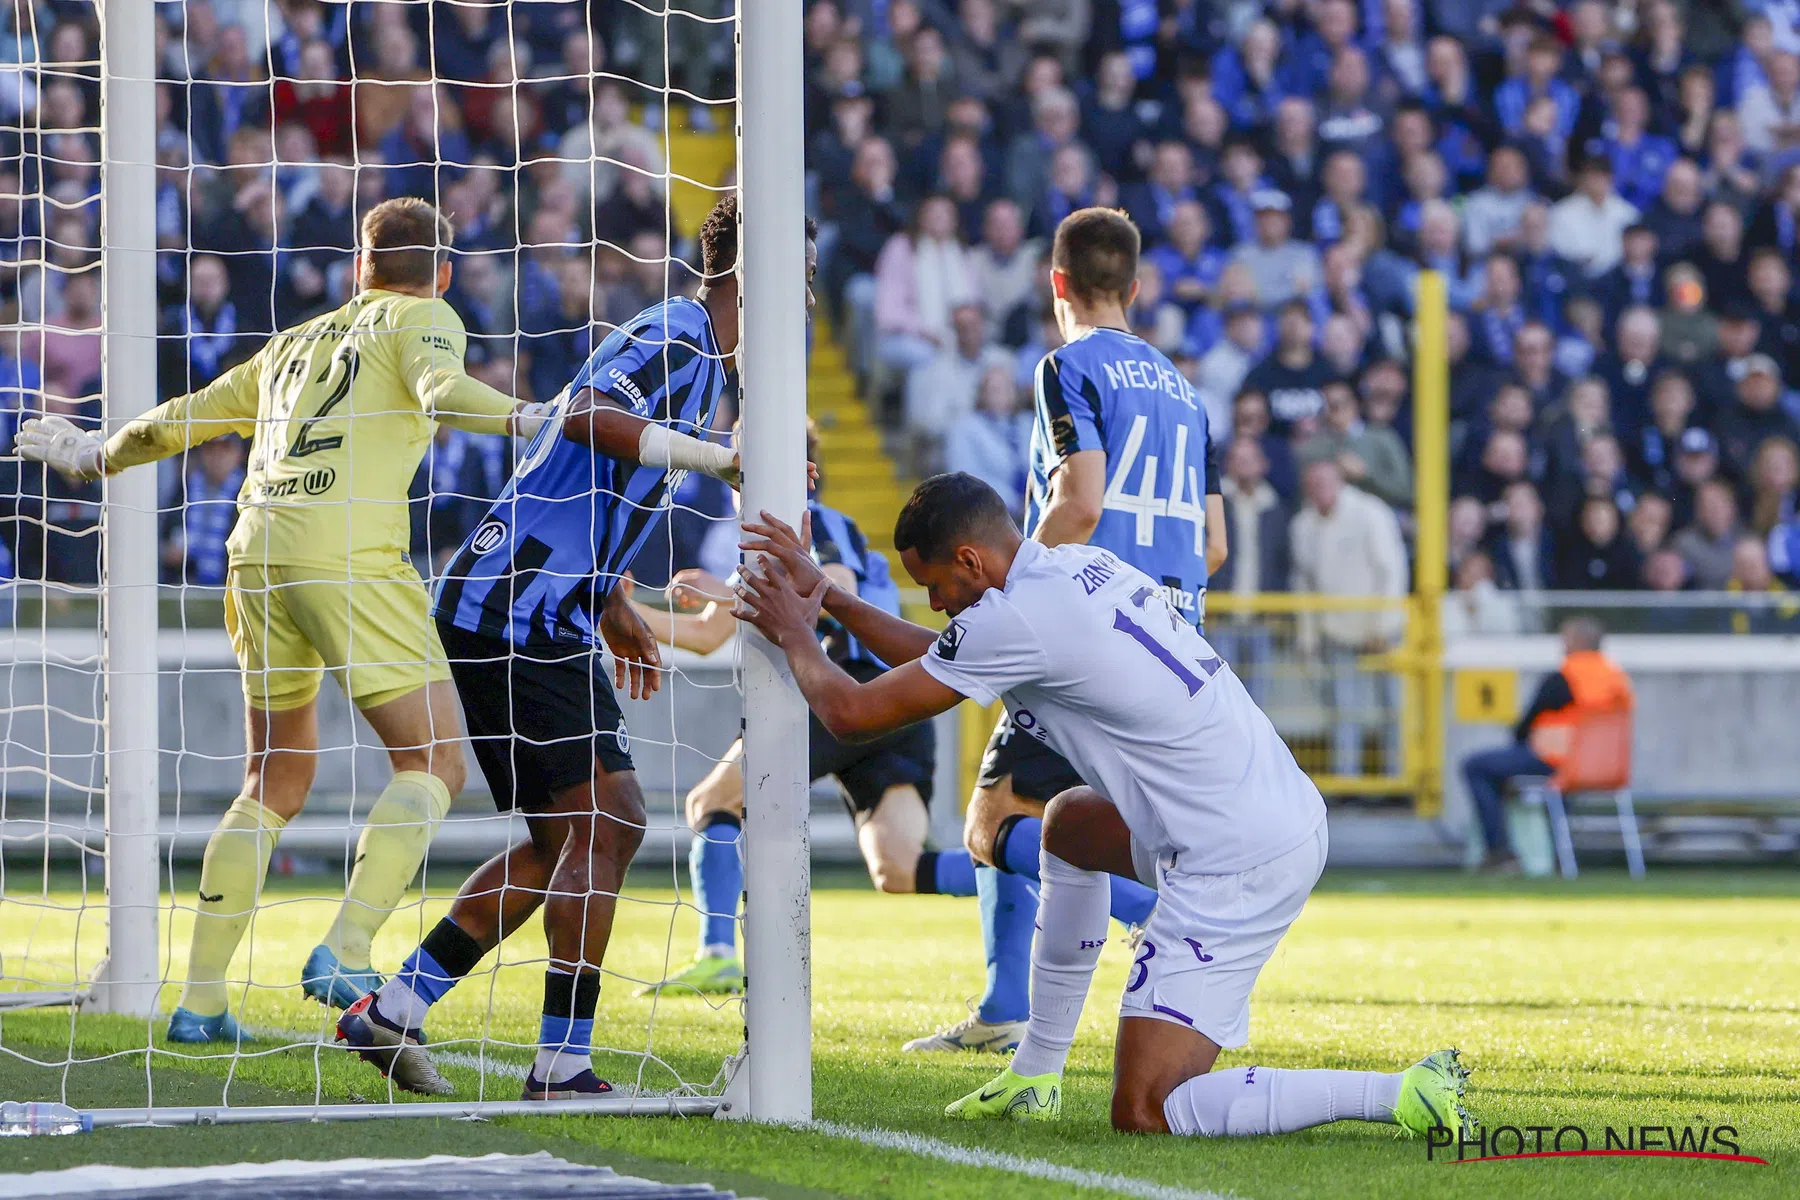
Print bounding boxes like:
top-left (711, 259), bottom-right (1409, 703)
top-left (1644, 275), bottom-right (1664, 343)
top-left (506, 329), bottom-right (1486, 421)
top-left (735, 473), bottom-right (1476, 1138)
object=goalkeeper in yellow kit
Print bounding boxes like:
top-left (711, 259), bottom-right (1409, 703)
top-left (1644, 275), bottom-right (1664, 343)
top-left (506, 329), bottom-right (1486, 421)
top-left (16, 198), bottom-right (544, 1043)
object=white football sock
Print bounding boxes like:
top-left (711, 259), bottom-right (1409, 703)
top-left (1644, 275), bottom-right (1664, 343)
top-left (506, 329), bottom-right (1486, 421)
top-left (1008, 852), bottom-right (1110, 1078)
top-left (1163, 1066), bottom-right (1405, 1136)
top-left (373, 977), bottom-right (431, 1031)
top-left (533, 1047), bottom-right (593, 1084)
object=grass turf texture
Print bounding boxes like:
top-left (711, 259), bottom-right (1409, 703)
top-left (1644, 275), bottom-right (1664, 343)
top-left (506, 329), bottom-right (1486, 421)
top-left (3, 869), bottom-right (1797, 1199)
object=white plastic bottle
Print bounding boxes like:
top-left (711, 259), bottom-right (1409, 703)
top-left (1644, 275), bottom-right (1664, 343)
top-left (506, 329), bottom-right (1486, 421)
top-left (0, 1101), bottom-right (91, 1136)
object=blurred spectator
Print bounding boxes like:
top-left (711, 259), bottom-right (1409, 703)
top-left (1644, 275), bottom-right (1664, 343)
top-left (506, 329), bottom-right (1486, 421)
top-left (1673, 478), bottom-right (1744, 589)
top-left (968, 198), bottom-right (1038, 342)
top-left (1737, 51), bottom-right (1800, 157)
top-left (1485, 480), bottom-right (1551, 592)
top-left (1145, 200), bottom-right (1221, 317)
top-left (1241, 299), bottom-right (1333, 437)
top-left (1229, 191), bottom-right (1321, 310)
top-left (1301, 379), bottom-right (1412, 509)
top-left (1548, 157), bottom-right (1640, 278)
top-left (1461, 145), bottom-right (1536, 259)
top-left (1194, 303), bottom-right (1263, 438)
top-left (1232, 387), bottom-right (1298, 501)
top-left (1554, 497), bottom-right (1640, 589)
top-left (1643, 547), bottom-right (1689, 593)
top-left (1289, 457), bottom-right (1407, 777)
top-left (1632, 370), bottom-right (1701, 495)
top-left (1127, 261), bottom-right (1186, 357)
top-left (1215, 437), bottom-right (1290, 598)
top-left (1724, 537), bottom-right (1800, 633)
top-left (1716, 355), bottom-right (1800, 482)
top-left (874, 193), bottom-right (975, 389)
top-left (944, 365), bottom-right (1031, 514)
top-left (1444, 551), bottom-right (1524, 637)
top-left (1659, 264), bottom-right (1719, 367)
top-left (162, 436), bottom-right (246, 586)
top-left (40, 271), bottom-right (100, 401)
top-left (904, 301), bottom-right (1009, 468)
top-left (1640, 158), bottom-right (1706, 263)
top-left (1746, 249), bottom-right (1800, 383)
top-left (1747, 436), bottom-right (1800, 536)
top-left (1628, 492), bottom-right (1674, 559)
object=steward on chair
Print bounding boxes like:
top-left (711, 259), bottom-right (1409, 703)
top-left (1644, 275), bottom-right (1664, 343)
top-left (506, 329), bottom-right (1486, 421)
top-left (1462, 616), bottom-right (1634, 874)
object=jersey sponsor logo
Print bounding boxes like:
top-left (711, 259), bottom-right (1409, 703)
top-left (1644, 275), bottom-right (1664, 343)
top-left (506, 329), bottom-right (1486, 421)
top-left (935, 621), bottom-right (965, 661)
top-left (420, 333), bottom-right (456, 353)
top-left (470, 519), bottom-right (507, 554)
top-left (607, 366), bottom-right (648, 411)
top-left (1010, 706), bottom-right (1048, 741)
top-left (301, 467), bottom-right (336, 496)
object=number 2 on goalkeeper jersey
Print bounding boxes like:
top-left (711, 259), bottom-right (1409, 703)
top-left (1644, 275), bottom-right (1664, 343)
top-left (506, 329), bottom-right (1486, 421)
top-left (1026, 327), bottom-right (1218, 621)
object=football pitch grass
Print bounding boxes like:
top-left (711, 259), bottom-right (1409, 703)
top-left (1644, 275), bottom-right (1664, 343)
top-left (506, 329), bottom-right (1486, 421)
top-left (3, 868), bottom-right (1797, 1199)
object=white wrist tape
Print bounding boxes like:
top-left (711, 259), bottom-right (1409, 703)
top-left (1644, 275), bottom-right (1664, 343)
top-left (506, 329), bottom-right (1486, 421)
top-left (637, 422), bottom-right (734, 478)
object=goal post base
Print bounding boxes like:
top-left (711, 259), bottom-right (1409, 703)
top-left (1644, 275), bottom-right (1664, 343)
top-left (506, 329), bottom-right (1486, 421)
top-left (712, 1048), bottom-right (750, 1121)
top-left (82, 954), bottom-right (160, 1018)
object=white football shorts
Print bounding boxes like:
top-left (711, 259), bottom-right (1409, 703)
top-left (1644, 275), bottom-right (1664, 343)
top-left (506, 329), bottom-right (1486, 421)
top-left (1117, 821), bottom-right (1328, 1048)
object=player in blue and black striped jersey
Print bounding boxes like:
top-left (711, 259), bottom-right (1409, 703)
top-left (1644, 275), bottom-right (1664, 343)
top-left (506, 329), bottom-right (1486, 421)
top-left (906, 207), bottom-right (1233, 1054)
top-left (340, 198), bottom-right (819, 1102)
top-left (624, 432), bottom-right (961, 997)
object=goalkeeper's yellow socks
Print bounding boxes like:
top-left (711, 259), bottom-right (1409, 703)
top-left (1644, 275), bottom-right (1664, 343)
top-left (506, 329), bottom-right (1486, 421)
top-left (177, 795), bottom-right (288, 1016)
top-left (322, 770), bottom-right (452, 969)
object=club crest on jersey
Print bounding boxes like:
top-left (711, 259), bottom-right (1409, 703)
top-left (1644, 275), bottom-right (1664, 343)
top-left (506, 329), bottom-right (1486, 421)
top-left (607, 366), bottom-right (649, 412)
top-left (614, 720), bottom-right (630, 753)
top-left (470, 519), bottom-right (507, 554)
top-left (936, 621), bottom-right (966, 661)
top-left (301, 467), bottom-right (336, 496)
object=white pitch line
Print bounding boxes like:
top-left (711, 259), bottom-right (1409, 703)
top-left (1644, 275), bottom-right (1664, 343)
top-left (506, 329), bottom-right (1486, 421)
top-left (249, 1024), bottom-right (1229, 1198)
top-left (808, 1120), bottom-right (1235, 1200)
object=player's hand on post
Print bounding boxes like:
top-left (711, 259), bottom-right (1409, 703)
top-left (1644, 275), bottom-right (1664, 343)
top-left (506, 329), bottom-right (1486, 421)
top-left (718, 457), bottom-right (819, 491)
top-left (14, 414), bottom-right (104, 482)
top-left (733, 553), bottom-right (828, 648)
top-left (601, 577), bottom-right (663, 700)
top-left (738, 509), bottom-right (827, 598)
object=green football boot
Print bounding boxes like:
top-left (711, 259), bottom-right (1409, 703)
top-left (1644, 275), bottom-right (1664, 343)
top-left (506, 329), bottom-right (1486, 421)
top-left (1392, 1048), bottom-right (1477, 1139)
top-left (945, 1065), bottom-right (1062, 1121)
top-left (636, 954), bottom-right (745, 996)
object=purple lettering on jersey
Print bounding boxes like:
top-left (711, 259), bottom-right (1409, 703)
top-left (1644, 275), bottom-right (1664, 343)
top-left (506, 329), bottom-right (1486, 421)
top-left (1111, 609), bottom-right (1222, 698)
top-left (1184, 937), bottom-right (1214, 963)
top-left (1073, 556), bottom-right (1119, 594)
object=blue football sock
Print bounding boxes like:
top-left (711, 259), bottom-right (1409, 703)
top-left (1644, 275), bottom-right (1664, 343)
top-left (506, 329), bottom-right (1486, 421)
top-left (917, 848), bottom-right (978, 896)
top-left (689, 814), bottom-right (742, 955)
top-left (1108, 874), bottom-right (1157, 926)
top-left (537, 969), bottom-right (599, 1083)
top-left (999, 816), bottom-right (1043, 877)
top-left (975, 865), bottom-right (1036, 1024)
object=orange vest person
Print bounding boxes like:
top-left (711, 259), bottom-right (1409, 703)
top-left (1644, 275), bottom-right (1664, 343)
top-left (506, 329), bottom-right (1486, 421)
top-left (1462, 617), bottom-right (1630, 873)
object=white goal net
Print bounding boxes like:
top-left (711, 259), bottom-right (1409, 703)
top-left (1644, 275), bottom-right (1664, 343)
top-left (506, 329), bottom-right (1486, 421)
top-left (0, 0), bottom-right (810, 1125)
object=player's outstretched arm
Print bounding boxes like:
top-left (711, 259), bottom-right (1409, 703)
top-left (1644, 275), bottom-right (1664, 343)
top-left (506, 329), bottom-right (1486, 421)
top-left (397, 308), bottom-right (547, 438)
top-left (16, 359), bottom-right (260, 482)
top-left (622, 572), bottom-right (737, 656)
top-left (734, 557), bottom-right (964, 742)
top-left (740, 510), bottom-right (938, 665)
top-left (562, 389), bottom-right (741, 483)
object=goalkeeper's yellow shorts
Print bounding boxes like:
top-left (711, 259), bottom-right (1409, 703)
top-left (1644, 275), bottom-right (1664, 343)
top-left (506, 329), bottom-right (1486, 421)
top-left (223, 561), bottom-right (452, 712)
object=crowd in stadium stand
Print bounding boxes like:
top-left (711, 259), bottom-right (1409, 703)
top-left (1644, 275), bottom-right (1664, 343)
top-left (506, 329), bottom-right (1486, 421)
top-left (3, 0), bottom-right (1800, 622)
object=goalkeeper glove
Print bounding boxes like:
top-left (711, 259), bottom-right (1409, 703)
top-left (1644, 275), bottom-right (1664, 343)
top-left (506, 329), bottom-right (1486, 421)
top-left (15, 414), bottom-right (104, 482)
top-left (511, 401), bottom-right (554, 440)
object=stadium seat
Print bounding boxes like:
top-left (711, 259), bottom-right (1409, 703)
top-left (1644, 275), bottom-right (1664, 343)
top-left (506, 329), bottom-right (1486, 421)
top-left (1517, 711), bottom-right (1645, 880)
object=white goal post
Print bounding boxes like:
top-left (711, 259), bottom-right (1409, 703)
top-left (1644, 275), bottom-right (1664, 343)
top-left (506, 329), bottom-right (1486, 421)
top-left (2, 0), bottom-right (813, 1126)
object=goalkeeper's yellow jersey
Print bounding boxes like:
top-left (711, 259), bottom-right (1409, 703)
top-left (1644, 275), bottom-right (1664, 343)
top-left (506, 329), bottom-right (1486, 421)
top-left (106, 289), bottom-right (517, 574)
